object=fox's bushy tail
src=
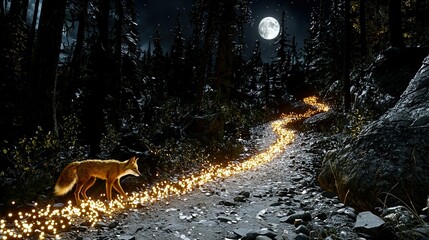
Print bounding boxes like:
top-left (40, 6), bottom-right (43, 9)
top-left (54, 162), bottom-right (78, 196)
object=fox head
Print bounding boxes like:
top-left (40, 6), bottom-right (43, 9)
top-left (125, 156), bottom-right (142, 177)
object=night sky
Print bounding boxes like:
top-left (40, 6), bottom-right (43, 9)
top-left (136, 0), bottom-right (315, 61)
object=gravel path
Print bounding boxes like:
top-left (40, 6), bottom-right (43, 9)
top-left (61, 123), bottom-right (361, 240)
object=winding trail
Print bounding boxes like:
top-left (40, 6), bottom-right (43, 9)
top-left (0, 97), bottom-right (329, 240)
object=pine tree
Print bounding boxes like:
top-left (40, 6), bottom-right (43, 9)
top-left (247, 40), bottom-right (263, 95)
top-left (151, 27), bottom-right (166, 100)
top-left (169, 12), bottom-right (185, 97)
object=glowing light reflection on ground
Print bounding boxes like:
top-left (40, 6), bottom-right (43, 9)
top-left (0, 96), bottom-right (328, 239)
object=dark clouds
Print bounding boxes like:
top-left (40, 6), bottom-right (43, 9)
top-left (137, 0), bottom-right (315, 61)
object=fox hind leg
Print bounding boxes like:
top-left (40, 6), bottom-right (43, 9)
top-left (74, 179), bottom-right (86, 204)
top-left (81, 177), bottom-right (96, 200)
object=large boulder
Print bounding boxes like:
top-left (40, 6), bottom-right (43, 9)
top-left (318, 55), bottom-right (429, 211)
top-left (352, 47), bottom-right (429, 118)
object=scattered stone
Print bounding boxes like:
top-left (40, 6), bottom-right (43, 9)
top-left (256, 228), bottom-right (276, 238)
top-left (277, 191), bottom-right (289, 197)
top-left (108, 221), bottom-right (119, 229)
top-left (415, 226), bottom-right (429, 237)
top-left (253, 193), bottom-right (263, 198)
top-left (80, 221), bottom-right (91, 227)
top-left (219, 200), bottom-right (237, 206)
top-left (53, 203), bottom-right (65, 208)
top-left (270, 202), bottom-right (283, 207)
top-left (71, 225), bottom-right (88, 232)
top-left (94, 221), bottom-right (109, 229)
top-left (163, 223), bottom-right (186, 232)
top-left (280, 211), bottom-right (312, 224)
top-left (381, 206), bottom-right (415, 226)
top-left (256, 208), bottom-right (267, 220)
top-left (315, 211), bottom-right (328, 220)
top-left (354, 211), bottom-right (385, 230)
top-left (234, 195), bottom-right (247, 202)
top-left (239, 191), bottom-right (251, 198)
top-left (321, 191), bottom-right (336, 198)
top-left (234, 228), bottom-right (252, 237)
top-left (294, 233), bottom-right (310, 240)
top-left (354, 211), bottom-right (387, 238)
top-left (217, 216), bottom-right (234, 223)
top-left (294, 219), bottom-right (303, 227)
top-left (196, 219), bottom-right (217, 227)
top-left (117, 235), bottom-right (135, 240)
top-left (344, 208), bottom-right (357, 220)
top-left (255, 236), bottom-right (272, 240)
top-left (296, 225), bottom-right (310, 236)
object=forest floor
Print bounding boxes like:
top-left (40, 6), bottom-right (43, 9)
top-left (60, 122), bottom-right (362, 240)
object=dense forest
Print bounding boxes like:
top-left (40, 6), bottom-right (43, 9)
top-left (0, 0), bottom-right (428, 205)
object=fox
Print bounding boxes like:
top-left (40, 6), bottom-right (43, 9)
top-left (54, 156), bottom-right (141, 204)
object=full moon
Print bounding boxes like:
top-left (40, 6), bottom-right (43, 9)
top-left (258, 17), bottom-right (280, 40)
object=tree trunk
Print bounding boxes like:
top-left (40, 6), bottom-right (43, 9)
top-left (215, 1), bottom-right (234, 101)
top-left (21, 0), bottom-right (29, 21)
top-left (1, 0), bottom-right (4, 16)
top-left (343, 0), bottom-right (351, 112)
top-left (28, 0), bottom-right (67, 135)
top-left (84, 0), bottom-right (110, 157)
top-left (112, 0), bottom-right (124, 129)
top-left (9, 0), bottom-right (28, 21)
top-left (359, 0), bottom-right (367, 58)
top-left (9, 0), bottom-right (22, 17)
top-left (23, 0), bottom-right (39, 81)
top-left (388, 0), bottom-right (404, 48)
top-left (65, 0), bottom-right (88, 113)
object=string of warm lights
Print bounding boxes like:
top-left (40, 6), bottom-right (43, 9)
top-left (0, 96), bottom-right (328, 239)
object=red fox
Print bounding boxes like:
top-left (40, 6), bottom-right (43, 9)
top-left (54, 156), bottom-right (141, 204)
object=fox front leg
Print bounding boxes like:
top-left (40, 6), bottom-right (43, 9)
top-left (105, 180), bottom-right (114, 201)
top-left (112, 179), bottom-right (127, 199)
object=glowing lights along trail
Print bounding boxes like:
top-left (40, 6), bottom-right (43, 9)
top-left (0, 96), bottom-right (329, 239)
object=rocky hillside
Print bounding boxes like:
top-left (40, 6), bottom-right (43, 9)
top-left (318, 51), bottom-right (429, 211)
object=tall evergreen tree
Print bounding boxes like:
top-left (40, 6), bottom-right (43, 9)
top-left (273, 10), bottom-right (289, 104)
top-left (247, 40), bottom-right (263, 94)
top-left (169, 12), bottom-right (185, 97)
top-left (151, 27), bottom-right (166, 100)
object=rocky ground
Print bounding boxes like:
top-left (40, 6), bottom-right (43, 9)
top-left (60, 122), bottom-right (429, 240)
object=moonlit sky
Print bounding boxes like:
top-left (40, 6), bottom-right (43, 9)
top-left (137, 0), bottom-right (316, 61)
top-left (22, 0), bottom-right (315, 62)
